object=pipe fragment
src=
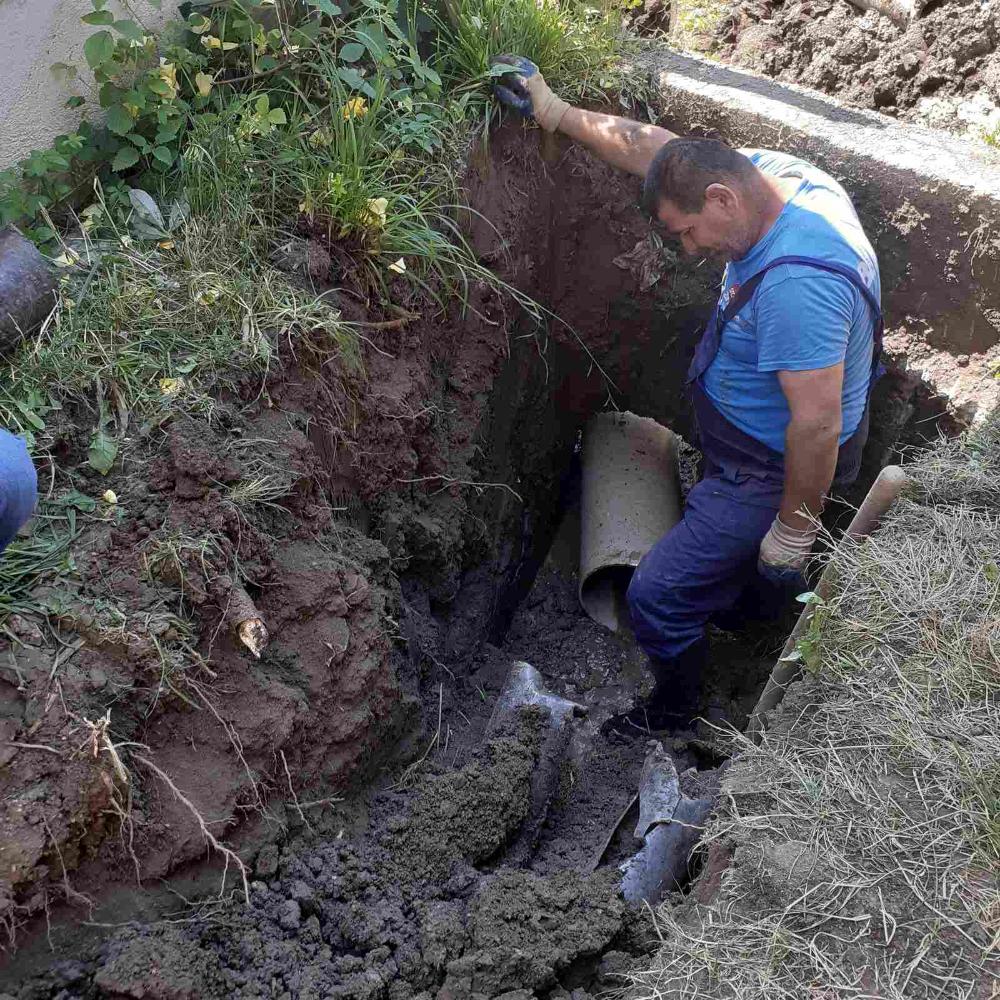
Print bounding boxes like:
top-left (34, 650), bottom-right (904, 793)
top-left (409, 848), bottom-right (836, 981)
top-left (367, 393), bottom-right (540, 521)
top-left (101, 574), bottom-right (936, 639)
top-left (619, 741), bottom-right (712, 904)
top-left (746, 465), bottom-right (908, 742)
top-left (0, 228), bottom-right (56, 356)
top-left (488, 661), bottom-right (587, 865)
top-left (579, 412), bottom-right (681, 631)
top-left (486, 661), bottom-right (586, 735)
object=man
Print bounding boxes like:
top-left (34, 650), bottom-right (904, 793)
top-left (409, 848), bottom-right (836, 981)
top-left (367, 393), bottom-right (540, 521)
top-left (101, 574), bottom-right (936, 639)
top-left (493, 57), bottom-right (882, 727)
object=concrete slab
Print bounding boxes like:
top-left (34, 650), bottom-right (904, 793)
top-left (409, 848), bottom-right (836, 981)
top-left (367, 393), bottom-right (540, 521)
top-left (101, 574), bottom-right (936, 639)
top-left (629, 46), bottom-right (1000, 423)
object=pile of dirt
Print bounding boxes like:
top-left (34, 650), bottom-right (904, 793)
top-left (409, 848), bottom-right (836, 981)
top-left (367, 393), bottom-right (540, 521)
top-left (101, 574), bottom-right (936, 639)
top-left (718, 0), bottom-right (1000, 135)
top-left (9, 706), bottom-right (655, 999)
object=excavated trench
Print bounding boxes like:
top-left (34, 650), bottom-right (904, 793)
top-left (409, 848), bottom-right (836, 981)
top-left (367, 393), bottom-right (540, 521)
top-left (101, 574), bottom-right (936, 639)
top-left (0, 123), bottom-right (969, 997)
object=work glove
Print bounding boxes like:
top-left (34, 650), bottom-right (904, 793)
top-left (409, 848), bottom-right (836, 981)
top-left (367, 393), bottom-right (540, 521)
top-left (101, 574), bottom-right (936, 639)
top-left (758, 515), bottom-right (818, 586)
top-left (491, 55), bottom-right (570, 133)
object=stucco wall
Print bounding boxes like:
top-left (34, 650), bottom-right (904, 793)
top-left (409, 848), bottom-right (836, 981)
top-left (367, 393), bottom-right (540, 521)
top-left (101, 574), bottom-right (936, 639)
top-left (0, 0), bottom-right (172, 170)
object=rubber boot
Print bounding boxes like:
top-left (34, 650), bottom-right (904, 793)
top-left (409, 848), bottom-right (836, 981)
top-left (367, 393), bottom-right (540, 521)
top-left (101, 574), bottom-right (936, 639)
top-left (602, 640), bottom-right (708, 737)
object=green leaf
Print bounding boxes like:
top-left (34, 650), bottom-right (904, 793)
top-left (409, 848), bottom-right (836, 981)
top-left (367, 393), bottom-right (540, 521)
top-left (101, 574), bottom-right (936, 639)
top-left (15, 401), bottom-right (45, 431)
top-left (339, 42), bottom-right (365, 63)
top-left (106, 103), bottom-right (134, 135)
top-left (146, 77), bottom-right (173, 97)
top-left (112, 20), bottom-right (145, 42)
top-left (93, 0), bottom-right (108, 9)
top-left (66, 96), bottom-right (86, 109)
top-left (62, 489), bottom-right (97, 513)
top-left (88, 427), bottom-right (118, 475)
top-left (267, 108), bottom-right (287, 125)
top-left (82, 10), bottom-right (115, 24)
top-left (305, 0), bottom-right (342, 13)
top-left (111, 145), bottom-right (140, 172)
top-left (83, 31), bottom-right (115, 70)
top-left (50, 62), bottom-right (79, 84)
top-left (337, 67), bottom-right (376, 98)
top-left (153, 146), bottom-right (174, 166)
top-left (255, 95), bottom-right (270, 115)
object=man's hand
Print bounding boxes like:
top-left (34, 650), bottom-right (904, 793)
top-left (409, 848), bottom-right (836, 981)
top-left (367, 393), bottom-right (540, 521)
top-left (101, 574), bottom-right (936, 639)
top-left (491, 55), bottom-right (570, 133)
top-left (758, 515), bottom-right (817, 584)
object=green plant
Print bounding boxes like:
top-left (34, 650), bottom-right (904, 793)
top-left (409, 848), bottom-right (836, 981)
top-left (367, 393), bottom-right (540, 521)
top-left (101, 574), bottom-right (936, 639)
top-left (433, 0), bottom-right (622, 103)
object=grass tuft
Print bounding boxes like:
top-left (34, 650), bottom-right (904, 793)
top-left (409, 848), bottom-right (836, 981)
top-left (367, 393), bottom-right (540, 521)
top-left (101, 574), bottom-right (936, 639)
top-left (622, 437), bottom-right (1000, 1000)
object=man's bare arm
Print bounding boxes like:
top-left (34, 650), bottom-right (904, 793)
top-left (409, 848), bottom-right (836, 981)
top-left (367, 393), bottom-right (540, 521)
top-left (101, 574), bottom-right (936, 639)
top-left (557, 108), bottom-right (677, 177)
top-left (778, 365), bottom-right (844, 530)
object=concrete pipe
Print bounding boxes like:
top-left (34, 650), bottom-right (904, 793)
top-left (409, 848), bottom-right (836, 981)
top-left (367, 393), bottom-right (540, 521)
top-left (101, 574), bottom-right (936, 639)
top-left (579, 412), bottom-right (682, 631)
top-left (746, 465), bottom-right (909, 743)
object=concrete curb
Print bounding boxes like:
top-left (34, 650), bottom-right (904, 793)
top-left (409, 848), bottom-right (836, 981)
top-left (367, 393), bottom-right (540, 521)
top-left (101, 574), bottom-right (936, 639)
top-left (628, 46), bottom-right (1000, 423)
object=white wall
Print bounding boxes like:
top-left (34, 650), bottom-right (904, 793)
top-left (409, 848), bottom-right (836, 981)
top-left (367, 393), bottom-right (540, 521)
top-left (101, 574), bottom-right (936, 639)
top-left (0, 0), bottom-right (172, 170)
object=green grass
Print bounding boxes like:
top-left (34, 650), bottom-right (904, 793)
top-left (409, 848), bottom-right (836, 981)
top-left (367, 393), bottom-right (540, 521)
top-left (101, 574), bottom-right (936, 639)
top-left (435, 0), bottom-right (624, 101)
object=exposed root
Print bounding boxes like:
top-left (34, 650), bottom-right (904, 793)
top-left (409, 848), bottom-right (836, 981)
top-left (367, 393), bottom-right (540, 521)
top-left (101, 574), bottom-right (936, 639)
top-left (134, 754), bottom-right (250, 904)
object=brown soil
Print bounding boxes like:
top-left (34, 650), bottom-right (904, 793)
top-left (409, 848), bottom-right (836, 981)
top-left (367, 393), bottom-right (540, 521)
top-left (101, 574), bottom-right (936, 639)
top-left (718, 0), bottom-right (1000, 134)
top-left (0, 120), bottom-right (959, 994)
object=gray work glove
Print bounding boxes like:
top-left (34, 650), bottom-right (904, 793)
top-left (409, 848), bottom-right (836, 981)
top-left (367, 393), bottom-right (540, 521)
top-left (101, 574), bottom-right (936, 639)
top-left (758, 515), bottom-right (818, 585)
top-left (491, 55), bottom-right (570, 133)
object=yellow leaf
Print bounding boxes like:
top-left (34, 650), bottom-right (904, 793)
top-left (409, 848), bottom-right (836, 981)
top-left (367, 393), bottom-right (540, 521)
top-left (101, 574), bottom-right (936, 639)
top-left (101, 489), bottom-right (118, 505)
top-left (388, 257), bottom-right (406, 274)
top-left (157, 240), bottom-right (175, 250)
top-left (197, 288), bottom-right (221, 306)
top-left (159, 377), bottom-right (184, 396)
top-left (189, 14), bottom-right (212, 33)
top-left (341, 97), bottom-right (368, 121)
top-left (201, 34), bottom-right (222, 49)
top-left (362, 197), bottom-right (388, 230)
top-left (195, 72), bottom-right (214, 98)
top-left (221, 41), bottom-right (239, 51)
top-left (158, 60), bottom-right (179, 99)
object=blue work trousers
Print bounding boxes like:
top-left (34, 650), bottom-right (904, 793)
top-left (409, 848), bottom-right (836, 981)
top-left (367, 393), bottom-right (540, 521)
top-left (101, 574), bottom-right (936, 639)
top-left (626, 467), bottom-right (787, 661)
top-left (0, 430), bottom-right (37, 553)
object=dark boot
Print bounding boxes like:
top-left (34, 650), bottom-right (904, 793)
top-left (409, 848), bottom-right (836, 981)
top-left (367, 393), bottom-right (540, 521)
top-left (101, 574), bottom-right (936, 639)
top-left (602, 640), bottom-right (708, 736)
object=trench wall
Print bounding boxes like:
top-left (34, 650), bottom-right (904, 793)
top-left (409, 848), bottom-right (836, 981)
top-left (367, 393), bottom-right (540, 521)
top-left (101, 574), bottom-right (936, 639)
top-left (0, 0), bottom-right (170, 169)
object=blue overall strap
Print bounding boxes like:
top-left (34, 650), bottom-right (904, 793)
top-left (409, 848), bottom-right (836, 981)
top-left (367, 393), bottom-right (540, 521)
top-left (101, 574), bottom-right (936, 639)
top-left (687, 254), bottom-right (884, 385)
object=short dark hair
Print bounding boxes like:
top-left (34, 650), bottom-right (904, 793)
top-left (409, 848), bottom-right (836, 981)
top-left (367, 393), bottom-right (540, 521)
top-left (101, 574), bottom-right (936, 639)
top-left (642, 138), bottom-right (757, 217)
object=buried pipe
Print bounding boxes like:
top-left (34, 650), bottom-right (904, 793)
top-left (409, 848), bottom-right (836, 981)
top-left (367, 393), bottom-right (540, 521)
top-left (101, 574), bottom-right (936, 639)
top-left (746, 465), bottom-right (909, 743)
top-left (0, 228), bottom-right (56, 355)
top-left (579, 412), bottom-right (682, 631)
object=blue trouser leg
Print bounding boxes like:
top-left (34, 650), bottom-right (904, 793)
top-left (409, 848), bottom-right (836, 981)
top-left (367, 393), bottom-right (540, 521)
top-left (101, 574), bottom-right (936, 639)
top-left (0, 430), bottom-right (37, 553)
top-left (626, 472), bottom-right (782, 661)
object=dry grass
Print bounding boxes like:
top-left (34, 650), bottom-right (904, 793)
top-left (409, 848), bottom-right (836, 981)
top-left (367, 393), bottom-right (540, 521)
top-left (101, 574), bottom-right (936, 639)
top-left (622, 429), bottom-right (1000, 1000)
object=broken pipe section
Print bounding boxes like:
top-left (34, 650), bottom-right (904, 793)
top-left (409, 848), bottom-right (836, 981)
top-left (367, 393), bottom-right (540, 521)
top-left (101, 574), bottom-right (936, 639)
top-left (579, 412), bottom-right (681, 631)
top-left (620, 742), bottom-right (712, 904)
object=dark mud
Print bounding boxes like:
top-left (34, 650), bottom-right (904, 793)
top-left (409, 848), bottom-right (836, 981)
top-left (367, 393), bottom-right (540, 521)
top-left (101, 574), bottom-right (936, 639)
top-left (719, 0), bottom-right (1000, 135)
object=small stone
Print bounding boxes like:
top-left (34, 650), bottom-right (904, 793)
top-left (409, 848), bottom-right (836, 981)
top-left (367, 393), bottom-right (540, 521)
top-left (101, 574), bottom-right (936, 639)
top-left (278, 899), bottom-right (301, 930)
top-left (89, 668), bottom-right (108, 690)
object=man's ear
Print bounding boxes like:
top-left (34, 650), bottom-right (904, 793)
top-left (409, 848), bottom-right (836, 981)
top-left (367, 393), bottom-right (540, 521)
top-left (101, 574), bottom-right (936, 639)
top-left (704, 182), bottom-right (738, 213)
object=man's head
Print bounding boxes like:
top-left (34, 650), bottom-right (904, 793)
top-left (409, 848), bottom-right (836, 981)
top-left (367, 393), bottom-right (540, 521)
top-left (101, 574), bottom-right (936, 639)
top-left (642, 139), bottom-right (765, 262)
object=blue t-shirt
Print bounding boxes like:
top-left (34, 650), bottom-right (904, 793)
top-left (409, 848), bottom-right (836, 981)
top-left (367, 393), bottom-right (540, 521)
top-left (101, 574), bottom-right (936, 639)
top-left (701, 149), bottom-right (881, 454)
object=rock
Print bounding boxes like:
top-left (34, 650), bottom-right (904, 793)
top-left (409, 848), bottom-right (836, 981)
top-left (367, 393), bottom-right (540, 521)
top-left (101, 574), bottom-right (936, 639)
top-left (278, 898), bottom-right (301, 930)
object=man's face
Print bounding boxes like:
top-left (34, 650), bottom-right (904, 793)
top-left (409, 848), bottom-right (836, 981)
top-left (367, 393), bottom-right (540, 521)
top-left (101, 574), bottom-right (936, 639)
top-left (654, 184), bottom-right (754, 263)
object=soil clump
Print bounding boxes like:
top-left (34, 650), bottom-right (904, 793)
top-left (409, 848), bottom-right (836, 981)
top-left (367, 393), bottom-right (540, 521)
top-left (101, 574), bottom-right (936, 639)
top-left (719, 0), bottom-right (1000, 136)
